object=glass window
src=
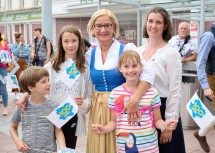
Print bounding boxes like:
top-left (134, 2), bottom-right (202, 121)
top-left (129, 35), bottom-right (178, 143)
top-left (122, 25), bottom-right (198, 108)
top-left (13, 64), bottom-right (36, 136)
top-left (23, 0), bottom-right (33, 8)
top-left (37, 0), bottom-right (41, 6)
top-left (33, 0), bottom-right (41, 7)
top-left (11, 0), bottom-right (19, 10)
top-left (6, 0), bottom-right (12, 10)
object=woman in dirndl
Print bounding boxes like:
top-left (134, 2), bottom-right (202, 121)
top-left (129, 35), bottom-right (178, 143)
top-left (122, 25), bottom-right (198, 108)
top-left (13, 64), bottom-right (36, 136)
top-left (85, 9), bottom-right (155, 153)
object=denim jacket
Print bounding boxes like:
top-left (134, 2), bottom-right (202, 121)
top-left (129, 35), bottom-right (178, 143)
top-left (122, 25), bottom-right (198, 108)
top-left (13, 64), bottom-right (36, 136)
top-left (11, 42), bottom-right (30, 65)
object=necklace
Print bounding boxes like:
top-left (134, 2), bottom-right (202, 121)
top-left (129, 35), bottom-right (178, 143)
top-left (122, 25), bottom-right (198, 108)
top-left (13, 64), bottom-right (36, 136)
top-left (143, 45), bottom-right (158, 60)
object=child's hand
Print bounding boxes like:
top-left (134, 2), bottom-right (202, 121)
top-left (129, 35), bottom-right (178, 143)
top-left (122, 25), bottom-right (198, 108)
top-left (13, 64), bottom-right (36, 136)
top-left (91, 124), bottom-right (105, 135)
top-left (16, 94), bottom-right (28, 112)
top-left (165, 119), bottom-right (178, 131)
top-left (75, 96), bottom-right (84, 107)
top-left (16, 140), bottom-right (29, 152)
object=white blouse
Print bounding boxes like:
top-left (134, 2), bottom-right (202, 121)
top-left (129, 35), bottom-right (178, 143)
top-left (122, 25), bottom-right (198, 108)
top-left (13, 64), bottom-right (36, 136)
top-left (85, 38), bottom-right (155, 85)
top-left (137, 44), bottom-right (182, 120)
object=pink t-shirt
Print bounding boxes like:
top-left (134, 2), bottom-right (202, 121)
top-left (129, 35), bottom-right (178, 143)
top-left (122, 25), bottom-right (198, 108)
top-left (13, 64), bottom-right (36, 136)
top-left (108, 84), bottom-right (161, 153)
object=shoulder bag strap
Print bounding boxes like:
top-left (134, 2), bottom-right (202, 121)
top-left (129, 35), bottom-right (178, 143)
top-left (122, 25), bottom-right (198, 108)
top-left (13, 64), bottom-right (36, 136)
top-left (178, 35), bottom-right (191, 55)
top-left (35, 36), bottom-right (44, 56)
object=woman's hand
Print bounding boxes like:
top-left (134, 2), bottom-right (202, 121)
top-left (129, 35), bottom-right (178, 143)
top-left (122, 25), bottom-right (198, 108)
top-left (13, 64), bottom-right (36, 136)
top-left (123, 97), bottom-right (141, 126)
top-left (18, 42), bottom-right (23, 47)
top-left (30, 52), bottom-right (35, 59)
top-left (16, 94), bottom-right (28, 112)
top-left (123, 81), bottom-right (150, 126)
top-left (159, 130), bottom-right (173, 144)
top-left (74, 96), bottom-right (84, 107)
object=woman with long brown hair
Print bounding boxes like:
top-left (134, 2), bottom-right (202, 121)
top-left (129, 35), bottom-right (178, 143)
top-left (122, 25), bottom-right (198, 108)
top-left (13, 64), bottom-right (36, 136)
top-left (137, 7), bottom-right (186, 153)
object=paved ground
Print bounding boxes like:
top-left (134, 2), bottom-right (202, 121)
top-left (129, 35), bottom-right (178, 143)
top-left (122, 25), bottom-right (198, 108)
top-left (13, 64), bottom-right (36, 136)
top-left (0, 85), bottom-right (215, 153)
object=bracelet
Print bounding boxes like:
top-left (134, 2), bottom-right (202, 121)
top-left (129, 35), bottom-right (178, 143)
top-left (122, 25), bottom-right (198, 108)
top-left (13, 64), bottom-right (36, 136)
top-left (161, 123), bottom-right (166, 132)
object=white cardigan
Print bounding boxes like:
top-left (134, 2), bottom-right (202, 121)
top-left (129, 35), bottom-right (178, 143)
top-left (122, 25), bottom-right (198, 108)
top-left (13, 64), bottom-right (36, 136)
top-left (44, 60), bottom-right (93, 136)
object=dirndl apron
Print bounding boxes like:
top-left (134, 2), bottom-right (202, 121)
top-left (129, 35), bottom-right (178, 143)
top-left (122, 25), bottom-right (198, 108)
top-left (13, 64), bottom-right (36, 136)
top-left (87, 92), bottom-right (116, 153)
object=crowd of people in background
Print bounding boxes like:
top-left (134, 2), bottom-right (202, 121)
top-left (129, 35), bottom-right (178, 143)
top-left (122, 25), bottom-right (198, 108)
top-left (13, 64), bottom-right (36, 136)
top-left (1, 6), bottom-right (215, 153)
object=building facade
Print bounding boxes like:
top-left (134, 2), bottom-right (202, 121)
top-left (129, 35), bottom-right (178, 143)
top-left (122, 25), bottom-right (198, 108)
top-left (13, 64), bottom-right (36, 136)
top-left (0, 0), bottom-right (213, 48)
top-left (0, 0), bottom-right (42, 44)
top-left (52, 0), bottom-right (138, 47)
top-left (0, 0), bottom-right (138, 47)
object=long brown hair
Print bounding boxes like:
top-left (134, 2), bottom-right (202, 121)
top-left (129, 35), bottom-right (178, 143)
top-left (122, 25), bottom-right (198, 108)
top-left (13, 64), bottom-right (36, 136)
top-left (51, 25), bottom-right (85, 73)
top-left (142, 7), bottom-right (173, 41)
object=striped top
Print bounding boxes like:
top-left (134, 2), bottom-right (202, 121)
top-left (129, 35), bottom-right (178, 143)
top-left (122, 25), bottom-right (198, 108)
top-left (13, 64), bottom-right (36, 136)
top-left (10, 99), bottom-right (59, 153)
top-left (108, 84), bottom-right (161, 153)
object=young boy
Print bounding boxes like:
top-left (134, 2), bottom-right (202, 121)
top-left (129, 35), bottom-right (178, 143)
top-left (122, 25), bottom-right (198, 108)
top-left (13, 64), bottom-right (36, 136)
top-left (9, 66), bottom-right (66, 153)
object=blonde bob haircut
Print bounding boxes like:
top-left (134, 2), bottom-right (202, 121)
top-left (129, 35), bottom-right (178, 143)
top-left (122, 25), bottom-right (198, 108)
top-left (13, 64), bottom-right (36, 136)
top-left (118, 50), bottom-right (142, 68)
top-left (88, 9), bottom-right (119, 38)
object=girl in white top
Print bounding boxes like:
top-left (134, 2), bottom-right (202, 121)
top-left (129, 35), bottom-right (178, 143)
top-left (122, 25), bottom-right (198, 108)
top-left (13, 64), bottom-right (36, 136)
top-left (44, 26), bottom-right (93, 140)
top-left (17, 25), bottom-right (93, 149)
top-left (137, 7), bottom-right (185, 153)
